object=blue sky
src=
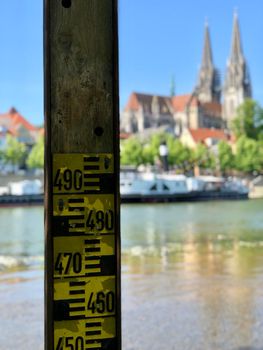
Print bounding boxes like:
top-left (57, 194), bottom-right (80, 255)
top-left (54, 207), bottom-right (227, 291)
top-left (0, 1), bottom-right (43, 125)
top-left (0, 0), bottom-right (262, 126)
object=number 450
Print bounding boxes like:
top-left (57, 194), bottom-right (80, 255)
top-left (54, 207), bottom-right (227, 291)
top-left (56, 336), bottom-right (84, 350)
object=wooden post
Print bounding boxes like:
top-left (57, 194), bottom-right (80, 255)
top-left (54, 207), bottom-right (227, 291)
top-left (44, 1), bottom-right (120, 349)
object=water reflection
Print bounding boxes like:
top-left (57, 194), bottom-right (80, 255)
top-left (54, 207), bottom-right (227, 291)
top-left (122, 238), bottom-right (263, 275)
top-left (121, 200), bottom-right (263, 349)
top-left (0, 207), bottom-right (43, 257)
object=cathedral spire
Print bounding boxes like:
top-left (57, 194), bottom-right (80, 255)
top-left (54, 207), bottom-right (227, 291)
top-left (196, 22), bottom-right (221, 103)
top-left (201, 22), bottom-right (213, 69)
top-left (229, 12), bottom-right (243, 64)
top-left (223, 12), bottom-right (252, 126)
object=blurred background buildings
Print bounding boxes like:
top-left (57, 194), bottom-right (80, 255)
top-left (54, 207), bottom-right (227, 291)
top-left (121, 13), bottom-right (252, 148)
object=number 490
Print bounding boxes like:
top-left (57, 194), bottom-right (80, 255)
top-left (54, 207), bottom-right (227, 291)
top-left (54, 169), bottom-right (83, 191)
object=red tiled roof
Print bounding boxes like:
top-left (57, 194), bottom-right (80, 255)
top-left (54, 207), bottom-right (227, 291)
top-left (10, 108), bottom-right (37, 131)
top-left (124, 92), bottom-right (222, 118)
top-left (124, 92), bottom-right (173, 115)
top-left (125, 92), bottom-right (140, 111)
top-left (171, 94), bottom-right (198, 112)
top-left (0, 108), bottom-right (37, 134)
top-left (189, 128), bottom-right (229, 143)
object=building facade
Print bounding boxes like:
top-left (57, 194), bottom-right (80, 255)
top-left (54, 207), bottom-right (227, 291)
top-left (121, 91), bottom-right (224, 135)
top-left (121, 14), bottom-right (252, 136)
top-left (121, 93), bottom-right (174, 133)
top-left (0, 107), bottom-right (39, 146)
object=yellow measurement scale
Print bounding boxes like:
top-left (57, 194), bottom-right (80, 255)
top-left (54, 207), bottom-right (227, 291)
top-left (52, 154), bottom-right (118, 350)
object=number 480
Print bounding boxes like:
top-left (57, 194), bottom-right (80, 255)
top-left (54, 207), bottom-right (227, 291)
top-left (86, 209), bottom-right (114, 231)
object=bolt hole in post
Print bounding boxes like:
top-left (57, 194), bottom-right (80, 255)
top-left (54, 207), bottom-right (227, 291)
top-left (62, 0), bottom-right (71, 8)
top-left (94, 126), bottom-right (104, 137)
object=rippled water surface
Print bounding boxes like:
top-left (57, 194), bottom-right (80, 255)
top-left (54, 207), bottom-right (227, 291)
top-left (0, 200), bottom-right (263, 349)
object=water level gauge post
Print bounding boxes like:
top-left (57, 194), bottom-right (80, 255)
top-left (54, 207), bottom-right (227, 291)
top-left (44, 1), bottom-right (121, 349)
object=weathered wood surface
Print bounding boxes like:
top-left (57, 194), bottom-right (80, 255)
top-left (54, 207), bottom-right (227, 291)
top-left (44, 1), bottom-right (120, 349)
top-left (46, 0), bottom-right (119, 153)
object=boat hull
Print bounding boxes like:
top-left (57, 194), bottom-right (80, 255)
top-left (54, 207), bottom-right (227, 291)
top-left (121, 191), bottom-right (248, 203)
top-left (0, 194), bottom-right (44, 207)
top-left (0, 191), bottom-right (248, 206)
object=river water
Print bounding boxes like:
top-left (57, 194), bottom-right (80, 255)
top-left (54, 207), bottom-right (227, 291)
top-left (0, 200), bottom-right (263, 349)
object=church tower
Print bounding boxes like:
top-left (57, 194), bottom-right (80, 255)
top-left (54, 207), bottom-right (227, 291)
top-left (223, 13), bottom-right (252, 125)
top-left (196, 22), bottom-right (221, 103)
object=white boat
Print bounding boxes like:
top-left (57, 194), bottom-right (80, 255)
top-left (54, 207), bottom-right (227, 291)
top-left (120, 171), bottom-right (249, 203)
top-left (0, 179), bottom-right (43, 206)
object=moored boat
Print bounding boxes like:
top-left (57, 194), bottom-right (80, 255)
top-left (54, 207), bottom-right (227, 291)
top-left (120, 172), bottom-right (193, 202)
top-left (0, 179), bottom-right (43, 206)
top-left (0, 173), bottom-right (249, 206)
top-left (120, 171), bottom-right (249, 203)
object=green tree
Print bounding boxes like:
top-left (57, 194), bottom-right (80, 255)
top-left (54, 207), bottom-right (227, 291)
top-left (167, 138), bottom-right (194, 172)
top-left (26, 136), bottom-right (44, 169)
top-left (142, 143), bottom-right (155, 165)
top-left (218, 141), bottom-right (234, 174)
top-left (194, 143), bottom-right (216, 170)
top-left (232, 99), bottom-right (263, 140)
top-left (120, 137), bottom-right (144, 166)
top-left (149, 132), bottom-right (168, 159)
top-left (142, 132), bottom-right (173, 166)
top-left (121, 132), bottom-right (195, 172)
top-left (141, 133), bottom-right (165, 165)
top-left (235, 136), bottom-right (263, 174)
top-left (141, 133), bottom-right (194, 171)
top-left (4, 135), bottom-right (27, 172)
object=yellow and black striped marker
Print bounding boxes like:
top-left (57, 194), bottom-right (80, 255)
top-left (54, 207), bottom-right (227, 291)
top-left (52, 154), bottom-right (118, 350)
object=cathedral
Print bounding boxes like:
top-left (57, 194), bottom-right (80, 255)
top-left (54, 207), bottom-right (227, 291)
top-left (121, 13), bottom-right (252, 135)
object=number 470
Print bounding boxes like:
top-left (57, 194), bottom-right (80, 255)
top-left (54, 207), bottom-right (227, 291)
top-left (55, 252), bottom-right (82, 275)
